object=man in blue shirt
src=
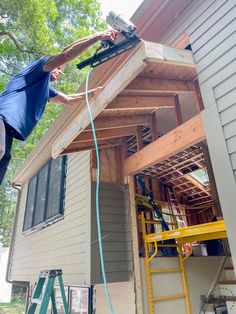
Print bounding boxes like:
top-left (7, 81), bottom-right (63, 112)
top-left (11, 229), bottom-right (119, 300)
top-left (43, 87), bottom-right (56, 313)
top-left (0, 29), bottom-right (117, 184)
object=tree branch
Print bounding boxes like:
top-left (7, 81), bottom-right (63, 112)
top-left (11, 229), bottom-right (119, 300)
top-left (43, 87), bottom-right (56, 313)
top-left (0, 30), bottom-right (35, 54)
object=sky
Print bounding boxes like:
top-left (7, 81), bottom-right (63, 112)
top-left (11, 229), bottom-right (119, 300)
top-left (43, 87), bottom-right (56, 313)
top-left (100, 0), bottom-right (144, 19)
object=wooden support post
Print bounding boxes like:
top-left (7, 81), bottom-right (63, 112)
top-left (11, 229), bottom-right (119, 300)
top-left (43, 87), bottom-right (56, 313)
top-left (115, 146), bottom-right (123, 184)
top-left (151, 112), bottom-right (158, 141)
top-left (194, 80), bottom-right (204, 113)
top-left (174, 94), bottom-right (183, 126)
top-left (136, 126), bottom-right (143, 151)
top-left (128, 176), bottom-right (144, 314)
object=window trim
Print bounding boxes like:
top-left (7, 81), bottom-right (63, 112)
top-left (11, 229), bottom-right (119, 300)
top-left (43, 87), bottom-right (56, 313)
top-left (23, 156), bottom-right (67, 234)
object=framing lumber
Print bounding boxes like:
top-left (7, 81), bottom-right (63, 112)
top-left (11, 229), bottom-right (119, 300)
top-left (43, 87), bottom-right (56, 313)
top-left (126, 78), bottom-right (195, 93)
top-left (63, 139), bottom-right (122, 154)
top-left (124, 113), bottom-right (206, 176)
top-left (73, 127), bottom-right (137, 143)
top-left (106, 96), bottom-right (175, 110)
top-left (52, 44), bottom-right (146, 159)
top-left (85, 114), bottom-right (151, 130)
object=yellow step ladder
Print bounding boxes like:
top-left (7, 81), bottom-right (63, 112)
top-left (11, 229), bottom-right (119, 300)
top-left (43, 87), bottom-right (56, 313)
top-left (141, 212), bottom-right (191, 314)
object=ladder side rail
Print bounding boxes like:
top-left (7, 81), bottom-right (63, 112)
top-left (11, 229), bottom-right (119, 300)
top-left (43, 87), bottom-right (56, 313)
top-left (142, 212), bottom-right (155, 314)
top-left (177, 243), bottom-right (192, 314)
top-left (27, 277), bottom-right (46, 314)
top-left (39, 276), bottom-right (56, 314)
top-left (50, 288), bottom-right (58, 314)
top-left (58, 274), bottom-right (70, 314)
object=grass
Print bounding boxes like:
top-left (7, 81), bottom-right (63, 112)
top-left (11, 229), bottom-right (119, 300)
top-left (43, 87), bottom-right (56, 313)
top-left (0, 300), bottom-right (25, 314)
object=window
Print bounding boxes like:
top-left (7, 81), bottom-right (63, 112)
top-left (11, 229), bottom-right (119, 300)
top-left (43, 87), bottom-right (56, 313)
top-left (23, 156), bottom-right (67, 231)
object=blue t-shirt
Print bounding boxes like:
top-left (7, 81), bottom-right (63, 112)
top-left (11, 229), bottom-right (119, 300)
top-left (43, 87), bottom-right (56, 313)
top-left (0, 57), bottom-right (58, 140)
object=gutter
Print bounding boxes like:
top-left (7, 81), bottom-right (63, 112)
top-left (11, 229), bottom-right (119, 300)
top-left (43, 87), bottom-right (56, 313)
top-left (6, 184), bottom-right (30, 311)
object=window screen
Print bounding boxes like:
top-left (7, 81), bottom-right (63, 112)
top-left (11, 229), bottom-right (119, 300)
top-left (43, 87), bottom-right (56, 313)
top-left (23, 156), bottom-right (67, 231)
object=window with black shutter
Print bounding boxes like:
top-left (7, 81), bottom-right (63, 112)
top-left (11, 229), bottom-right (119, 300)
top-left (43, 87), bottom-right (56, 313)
top-left (23, 156), bottom-right (67, 232)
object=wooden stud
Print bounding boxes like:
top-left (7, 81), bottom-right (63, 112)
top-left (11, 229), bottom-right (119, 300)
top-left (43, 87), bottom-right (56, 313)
top-left (174, 94), bottom-right (183, 125)
top-left (150, 112), bottom-right (158, 141)
top-left (136, 126), bottom-right (143, 151)
top-left (194, 80), bottom-right (204, 113)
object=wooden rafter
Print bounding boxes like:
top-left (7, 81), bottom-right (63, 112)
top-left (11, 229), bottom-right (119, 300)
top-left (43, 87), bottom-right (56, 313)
top-left (106, 96), bottom-right (175, 110)
top-left (73, 127), bottom-right (137, 143)
top-left (126, 78), bottom-right (195, 93)
top-left (85, 114), bottom-right (151, 131)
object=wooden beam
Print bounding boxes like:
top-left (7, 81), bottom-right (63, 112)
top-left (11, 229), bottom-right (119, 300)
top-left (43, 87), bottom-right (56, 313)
top-left (124, 113), bottom-right (206, 176)
top-left (73, 127), bottom-right (137, 143)
top-left (64, 139), bottom-right (122, 154)
top-left (52, 43), bottom-right (146, 158)
top-left (86, 114), bottom-right (151, 130)
top-left (126, 78), bottom-right (195, 94)
top-left (144, 41), bottom-right (195, 66)
top-left (106, 96), bottom-right (175, 110)
top-left (194, 80), bottom-right (204, 112)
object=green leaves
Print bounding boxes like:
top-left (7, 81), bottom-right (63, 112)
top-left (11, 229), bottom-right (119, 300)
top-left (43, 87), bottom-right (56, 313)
top-left (0, 0), bottom-right (105, 246)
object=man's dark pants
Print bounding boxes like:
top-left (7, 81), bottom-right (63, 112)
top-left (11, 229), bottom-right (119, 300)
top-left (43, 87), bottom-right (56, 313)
top-left (0, 118), bottom-right (13, 185)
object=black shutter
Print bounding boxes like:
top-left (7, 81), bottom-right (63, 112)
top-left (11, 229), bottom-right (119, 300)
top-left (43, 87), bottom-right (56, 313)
top-left (45, 157), bottom-right (66, 220)
top-left (23, 175), bottom-right (37, 231)
top-left (33, 163), bottom-right (49, 226)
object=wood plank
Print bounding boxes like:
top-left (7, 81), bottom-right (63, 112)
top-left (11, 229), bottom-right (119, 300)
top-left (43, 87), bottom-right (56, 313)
top-left (144, 41), bottom-right (195, 66)
top-left (52, 43), bottom-right (147, 158)
top-left (126, 77), bottom-right (195, 93)
top-left (73, 127), bottom-right (137, 143)
top-left (124, 114), bottom-right (206, 176)
top-left (64, 139), bottom-right (122, 154)
top-left (85, 114), bottom-right (152, 130)
top-left (106, 96), bottom-right (175, 109)
top-left (136, 126), bottom-right (143, 151)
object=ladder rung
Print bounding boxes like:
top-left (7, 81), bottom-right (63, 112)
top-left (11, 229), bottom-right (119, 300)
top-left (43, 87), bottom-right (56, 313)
top-left (150, 268), bottom-right (181, 274)
top-left (31, 298), bottom-right (41, 304)
top-left (152, 294), bottom-right (186, 302)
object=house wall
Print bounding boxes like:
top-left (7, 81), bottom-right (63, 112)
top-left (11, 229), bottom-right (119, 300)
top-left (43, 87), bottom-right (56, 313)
top-left (90, 182), bottom-right (133, 283)
top-left (95, 280), bottom-right (135, 314)
top-left (156, 0), bottom-right (236, 270)
top-left (8, 152), bottom-right (91, 286)
top-left (140, 256), bottom-right (223, 314)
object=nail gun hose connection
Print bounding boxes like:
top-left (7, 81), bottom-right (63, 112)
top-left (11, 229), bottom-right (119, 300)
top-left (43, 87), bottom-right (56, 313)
top-left (85, 67), bottom-right (115, 314)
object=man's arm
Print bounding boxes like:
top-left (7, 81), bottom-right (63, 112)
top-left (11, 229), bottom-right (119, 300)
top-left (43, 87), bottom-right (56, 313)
top-left (43, 30), bottom-right (117, 72)
top-left (49, 87), bottom-right (103, 106)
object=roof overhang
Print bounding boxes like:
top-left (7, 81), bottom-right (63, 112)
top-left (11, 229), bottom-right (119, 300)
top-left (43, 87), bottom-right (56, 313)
top-left (52, 41), bottom-right (196, 158)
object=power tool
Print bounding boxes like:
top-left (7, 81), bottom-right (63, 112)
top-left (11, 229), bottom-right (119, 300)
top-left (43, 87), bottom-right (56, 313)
top-left (77, 11), bottom-right (141, 70)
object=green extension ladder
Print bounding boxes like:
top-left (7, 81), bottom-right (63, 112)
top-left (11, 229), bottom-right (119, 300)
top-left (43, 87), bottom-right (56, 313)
top-left (27, 269), bottom-right (69, 314)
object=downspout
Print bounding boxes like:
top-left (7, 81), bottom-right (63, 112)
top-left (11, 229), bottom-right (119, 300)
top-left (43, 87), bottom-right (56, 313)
top-left (5, 184), bottom-right (30, 311)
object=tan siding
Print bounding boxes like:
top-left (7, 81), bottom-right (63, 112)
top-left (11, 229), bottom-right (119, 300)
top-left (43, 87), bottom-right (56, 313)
top-left (95, 281), bottom-right (135, 314)
top-left (9, 151), bottom-right (91, 285)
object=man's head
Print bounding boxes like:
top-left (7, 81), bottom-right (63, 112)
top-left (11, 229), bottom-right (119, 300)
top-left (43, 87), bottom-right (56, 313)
top-left (50, 65), bottom-right (64, 81)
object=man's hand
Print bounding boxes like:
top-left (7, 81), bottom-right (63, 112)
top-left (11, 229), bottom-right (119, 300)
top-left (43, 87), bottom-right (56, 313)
top-left (87, 86), bottom-right (103, 97)
top-left (49, 86), bottom-right (104, 106)
top-left (97, 29), bottom-right (118, 42)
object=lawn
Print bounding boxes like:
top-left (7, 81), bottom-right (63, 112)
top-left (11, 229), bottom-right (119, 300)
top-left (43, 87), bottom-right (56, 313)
top-left (0, 300), bottom-right (25, 314)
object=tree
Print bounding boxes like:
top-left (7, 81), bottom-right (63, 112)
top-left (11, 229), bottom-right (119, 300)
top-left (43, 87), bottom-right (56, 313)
top-left (0, 0), bottom-right (105, 246)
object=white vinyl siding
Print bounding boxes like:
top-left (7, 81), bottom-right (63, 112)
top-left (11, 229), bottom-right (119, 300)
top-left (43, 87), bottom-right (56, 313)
top-left (8, 151), bottom-right (91, 285)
